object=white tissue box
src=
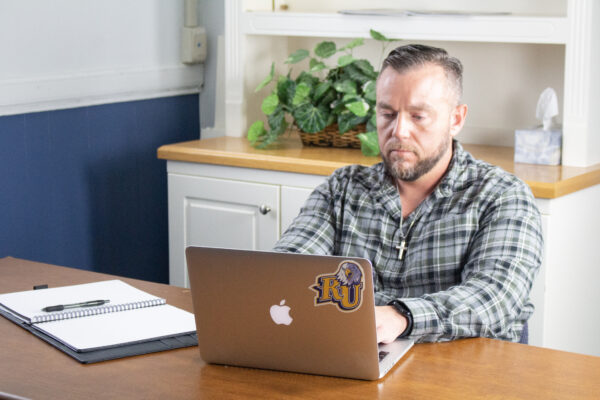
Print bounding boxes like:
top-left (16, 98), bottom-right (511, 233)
top-left (514, 128), bottom-right (562, 165)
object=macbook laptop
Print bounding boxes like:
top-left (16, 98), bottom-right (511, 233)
top-left (185, 246), bottom-right (414, 380)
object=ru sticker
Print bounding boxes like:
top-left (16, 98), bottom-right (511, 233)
top-left (310, 261), bottom-right (364, 312)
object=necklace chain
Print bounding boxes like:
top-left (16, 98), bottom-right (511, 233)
top-left (395, 180), bottom-right (419, 260)
top-left (396, 216), bottom-right (418, 260)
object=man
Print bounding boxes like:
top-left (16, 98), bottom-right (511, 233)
top-left (274, 44), bottom-right (543, 344)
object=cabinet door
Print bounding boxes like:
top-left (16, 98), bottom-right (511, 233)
top-left (168, 174), bottom-right (279, 287)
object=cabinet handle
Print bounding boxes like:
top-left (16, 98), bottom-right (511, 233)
top-left (258, 204), bottom-right (272, 215)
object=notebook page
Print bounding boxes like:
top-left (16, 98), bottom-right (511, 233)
top-left (0, 280), bottom-right (162, 323)
top-left (34, 304), bottom-right (196, 352)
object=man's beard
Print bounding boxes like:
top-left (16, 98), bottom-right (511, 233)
top-left (382, 133), bottom-right (451, 182)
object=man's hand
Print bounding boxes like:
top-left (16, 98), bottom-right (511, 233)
top-left (375, 305), bottom-right (408, 344)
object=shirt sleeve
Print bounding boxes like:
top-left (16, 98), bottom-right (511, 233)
top-left (391, 181), bottom-right (543, 342)
top-left (273, 177), bottom-right (337, 255)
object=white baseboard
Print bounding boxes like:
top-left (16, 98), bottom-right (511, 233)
top-left (0, 64), bottom-right (204, 116)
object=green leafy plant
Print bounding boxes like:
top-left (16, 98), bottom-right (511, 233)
top-left (247, 29), bottom-right (399, 156)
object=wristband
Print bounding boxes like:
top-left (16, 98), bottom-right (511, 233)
top-left (388, 300), bottom-right (413, 338)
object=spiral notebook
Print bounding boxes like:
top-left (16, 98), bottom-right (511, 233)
top-left (0, 280), bottom-right (197, 362)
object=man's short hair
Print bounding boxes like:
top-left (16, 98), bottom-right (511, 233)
top-left (381, 44), bottom-right (464, 104)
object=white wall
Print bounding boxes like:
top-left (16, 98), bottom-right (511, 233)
top-left (0, 0), bottom-right (203, 116)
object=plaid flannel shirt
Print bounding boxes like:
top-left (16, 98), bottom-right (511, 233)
top-left (274, 141), bottom-right (543, 343)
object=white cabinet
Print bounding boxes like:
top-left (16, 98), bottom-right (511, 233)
top-left (166, 160), bottom-right (324, 288)
top-left (530, 184), bottom-right (600, 356)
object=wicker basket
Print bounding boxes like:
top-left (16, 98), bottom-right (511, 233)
top-left (331, 124), bottom-right (365, 149)
top-left (296, 124), bottom-right (365, 149)
top-left (297, 125), bottom-right (334, 147)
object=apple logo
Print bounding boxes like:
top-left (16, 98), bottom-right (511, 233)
top-left (270, 300), bottom-right (293, 325)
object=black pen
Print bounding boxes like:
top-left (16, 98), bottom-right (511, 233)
top-left (42, 300), bottom-right (110, 312)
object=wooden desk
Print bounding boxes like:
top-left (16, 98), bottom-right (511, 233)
top-left (1, 257), bottom-right (599, 400)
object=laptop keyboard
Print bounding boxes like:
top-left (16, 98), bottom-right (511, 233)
top-left (378, 351), bottom-right (389, 362)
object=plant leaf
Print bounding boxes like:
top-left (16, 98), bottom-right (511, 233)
top-left (247, 120), bottom-right (267, 143)
top-left (292, 104), bottom-right (329, 133)
top-left (337, 110), bottom-right (368, 133)
top-left (317, 88), bottom-right (337, 109)
top-left (357, 131), bottom-right (380, 156)
top-left (366, 112), bottom-right (377, 132)
top-left (268, 106), bottom-right (288, 136)
top-left (295, 71), bottom-right (318, 88)
top-left (333, 80), bottom-right (357, 95)
top-left (339, 38), bottom-right (364, 51)
top-left (285, 49), bottom-right (309, 64)
top-left (345, 99), bottom-right (370, 117)
top-left (277, 76), bottom-right (295, 107)
top-left (331, 98), bottom-right (347, 115)
top-left (255, 62), bottom-right (275, 92)
top-left (261, 93), bottom-right (279, 115)
top-left (353, 59), bottom-right (378, 79)
top-left (337, 54), bottom-right (355, 67)
top-left (326, 113), bottom-right (336, 126)
top-left (314, 41), bottom-right (337, 59)
top-left (370, 29), bottom-right (392, 42)
top-left (341, 94), bottom-right (359, 103)
top-left (363, 80), bottom-right (377, 102)
top-left (256, 131), bottom-right (280, 149)
top-left (292, 82), bottom-right (311, 106)
top-left (309, 58), bottom-right (327, 72)
top-left (313, 81), bottom-right (332, 102)
top-left (326, 66), bottom-right (343, 82)
top-left (339, 64), bottom-right (371, 85)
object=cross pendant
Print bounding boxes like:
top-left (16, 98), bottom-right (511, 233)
top-left (395, 240), bottom-right (407, 260)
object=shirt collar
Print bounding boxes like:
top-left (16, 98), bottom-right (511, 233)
top-left (433, 139), bottom-right (464, 200)
top-left (369, 164), bottom-right (404, 221)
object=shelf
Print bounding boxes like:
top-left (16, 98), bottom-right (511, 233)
top-left (241, 11), bottom-right (568, 44)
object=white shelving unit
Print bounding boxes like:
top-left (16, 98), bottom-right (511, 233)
top-left (223, 0), bottom-right (600, 167)
top-left (177, 0), bottom-right (600, 356)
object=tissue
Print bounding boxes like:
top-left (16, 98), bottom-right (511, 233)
top-left (514, 87), bottom-right (562, 165)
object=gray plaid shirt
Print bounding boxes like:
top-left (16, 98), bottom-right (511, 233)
top-left (274, 141), bottom-right (543, 343)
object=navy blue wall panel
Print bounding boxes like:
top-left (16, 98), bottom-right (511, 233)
top-left (0, 95), bottom-right (199, 283)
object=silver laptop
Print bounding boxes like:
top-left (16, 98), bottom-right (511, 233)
top-left (185, 246), bottom-right (413, 380)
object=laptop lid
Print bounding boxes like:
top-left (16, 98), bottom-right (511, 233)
top-left (186, 246), bottom-right (412, 380)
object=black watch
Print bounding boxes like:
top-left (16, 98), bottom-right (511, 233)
top-left (388, 300), bottom-right (413, 338)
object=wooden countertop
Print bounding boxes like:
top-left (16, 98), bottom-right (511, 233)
top-left (157, 136), bottom-right (600, 199)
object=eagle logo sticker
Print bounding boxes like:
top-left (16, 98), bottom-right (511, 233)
top-left (310, 261), bottom-right (364, 312)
